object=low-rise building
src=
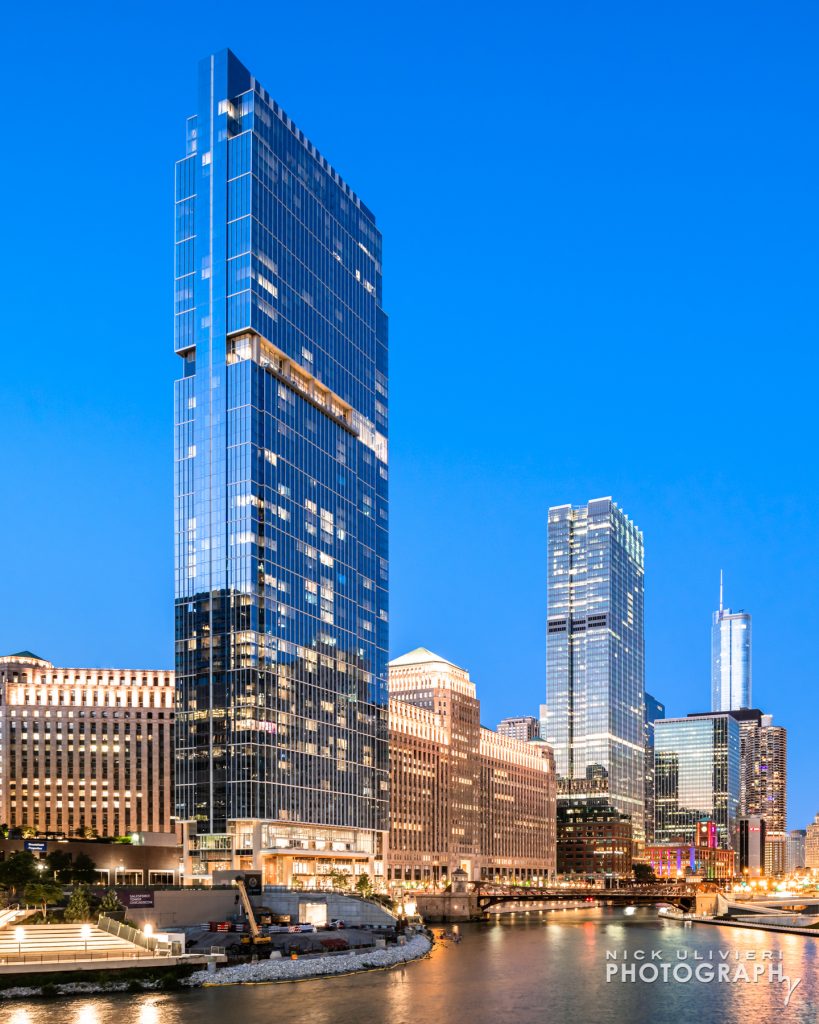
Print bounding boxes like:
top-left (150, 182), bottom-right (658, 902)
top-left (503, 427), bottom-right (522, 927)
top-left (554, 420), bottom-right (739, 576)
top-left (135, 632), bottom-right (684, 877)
top-left (0, 651), bottom-right (174, 838)
top-left (387, 649), bottom-right (555, 888)
top-left (647, 820), bottom-right (735, 880)
top-left (556, 798), bottom-right (633, 879)
top-left (645, 842), bottom-right (735, 880)
top-left (0, 833), bottom-right (182, 887)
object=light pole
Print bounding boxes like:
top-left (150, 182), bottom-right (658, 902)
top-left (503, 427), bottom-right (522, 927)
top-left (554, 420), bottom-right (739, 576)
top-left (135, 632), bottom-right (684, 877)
top-left (14, 926), bottom-right (25, 957)
top-left (80, 924), bottom-right (91, 953)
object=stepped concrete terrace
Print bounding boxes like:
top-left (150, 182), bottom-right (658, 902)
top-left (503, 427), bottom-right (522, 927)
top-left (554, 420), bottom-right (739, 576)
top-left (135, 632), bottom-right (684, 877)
top-left (0, 922), bottom-right (154, 970)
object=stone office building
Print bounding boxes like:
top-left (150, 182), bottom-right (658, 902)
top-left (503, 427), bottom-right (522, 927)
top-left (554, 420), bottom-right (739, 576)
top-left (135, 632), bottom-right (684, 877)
top-left (387, 649), bottom-right (556, 888)
top-left (0, 651), bottom-right (174, 839)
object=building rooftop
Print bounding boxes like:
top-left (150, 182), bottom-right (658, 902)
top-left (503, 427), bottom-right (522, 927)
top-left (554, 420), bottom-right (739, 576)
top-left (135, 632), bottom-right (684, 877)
top-left (388, 647), bottom-right (465, 671)
top-left (0, 650), bottom-right (53, 667)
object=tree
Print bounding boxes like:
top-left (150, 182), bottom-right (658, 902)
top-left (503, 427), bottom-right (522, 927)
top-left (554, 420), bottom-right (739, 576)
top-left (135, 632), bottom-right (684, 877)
top-left (24, 880), bottom-right (64, 920)
top-left (632, 863), bottom-right (656, 884)
top-left (81, 826), bottom-right (98, 840)
top-left (98, 889), bottom-right (124, 916)
top-left (0, 851), bottom-right (40, 899)
top-left (20, 825), bottom-right (37, 839)
top-left (328, 869), bottom-right (351, 891)
top-left (71, 854), bottom-right (98, 884)
top-left (355, 873), bottom-right (373, 897)
top-left (64, 885), bottom-right (92, 923)
top-left (46, 850), bottom-right (74, 882)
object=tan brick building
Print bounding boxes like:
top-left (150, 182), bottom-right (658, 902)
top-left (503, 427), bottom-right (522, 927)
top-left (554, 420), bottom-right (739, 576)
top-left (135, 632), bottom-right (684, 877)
top-left (386, 648), bottom-right (555, 888)
top-left (0, 651), bottom-right (174, 838)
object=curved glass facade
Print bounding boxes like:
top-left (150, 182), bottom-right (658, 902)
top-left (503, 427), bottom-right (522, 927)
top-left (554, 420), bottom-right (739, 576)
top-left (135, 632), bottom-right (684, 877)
top-left (173, 51), bottom-right (388, 853)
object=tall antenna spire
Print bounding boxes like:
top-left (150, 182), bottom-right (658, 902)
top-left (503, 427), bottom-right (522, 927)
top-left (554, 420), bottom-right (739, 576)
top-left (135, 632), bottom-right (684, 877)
top-left (719, 569), bottom-right (724, 614)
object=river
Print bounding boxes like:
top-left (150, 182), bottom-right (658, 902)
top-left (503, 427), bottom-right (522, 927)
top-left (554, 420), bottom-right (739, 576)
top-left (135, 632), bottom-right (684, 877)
top-left (5, 908), bottom-right (819, 1024)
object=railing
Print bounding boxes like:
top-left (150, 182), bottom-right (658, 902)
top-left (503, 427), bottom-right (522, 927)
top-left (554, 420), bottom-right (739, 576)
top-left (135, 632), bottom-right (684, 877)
top-left (0, 949), bottom-right (158, 966)
top-left (97, 916), bottom-right (174, 955)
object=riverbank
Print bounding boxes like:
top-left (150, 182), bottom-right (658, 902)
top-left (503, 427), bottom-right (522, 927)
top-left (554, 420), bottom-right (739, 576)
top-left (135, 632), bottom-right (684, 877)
top-left (0, 935), bottom-right (433, 1000)
top-left (664, 910), bottom-right (819, 938)
top-left (0, 963), bottom-right (198, 1001)
top-left (187, 933), bottom-right (433, 986)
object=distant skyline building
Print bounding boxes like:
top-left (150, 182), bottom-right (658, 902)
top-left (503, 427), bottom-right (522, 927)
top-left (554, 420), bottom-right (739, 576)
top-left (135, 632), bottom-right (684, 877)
top-left (711, 572), bottom-right (751, 712)
top-left (654, 712), bottom-right (740, 851)
top-left (786, 829), bottom-right (806, 872)
top-left (805, 814), bottom-right (819, 870)
top-left (497, 716), bottom-right (541, 743)
top-left (174, 50), bottom-right (389, 884)
top-left (0, 651), bottom-right (174, 839)
top-left (644, 691), bottom-right (665, 844)
top-left (544, 498), bottom-right (646, 843)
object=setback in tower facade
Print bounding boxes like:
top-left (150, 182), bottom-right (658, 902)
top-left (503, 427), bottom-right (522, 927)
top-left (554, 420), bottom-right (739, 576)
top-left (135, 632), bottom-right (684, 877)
top-left (173, 50), bottom-right (389, 886)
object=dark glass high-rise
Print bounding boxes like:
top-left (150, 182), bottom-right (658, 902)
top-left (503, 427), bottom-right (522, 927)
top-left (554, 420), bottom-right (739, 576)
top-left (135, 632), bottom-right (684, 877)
top-left (173, 50), bottom-right (388, 884)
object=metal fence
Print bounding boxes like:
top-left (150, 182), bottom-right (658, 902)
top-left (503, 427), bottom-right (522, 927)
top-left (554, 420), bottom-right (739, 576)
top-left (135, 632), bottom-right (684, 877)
top-left (0, 948), bottom-right (157, 966)
top-left (97, 915), bottom-right (177, 955)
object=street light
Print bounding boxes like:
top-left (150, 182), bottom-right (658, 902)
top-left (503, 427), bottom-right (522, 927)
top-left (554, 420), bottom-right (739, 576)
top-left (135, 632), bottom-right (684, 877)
top-left (143, 923), bottom-right (154, 939)
top-left (80, 924), bottom-right (91, 952)
top-left (14, 926), bottom-right (25, 956)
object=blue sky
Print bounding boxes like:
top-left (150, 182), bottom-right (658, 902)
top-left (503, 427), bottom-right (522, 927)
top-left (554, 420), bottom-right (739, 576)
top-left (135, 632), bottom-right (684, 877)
top-left (1, 2), bottom-right (817, 828)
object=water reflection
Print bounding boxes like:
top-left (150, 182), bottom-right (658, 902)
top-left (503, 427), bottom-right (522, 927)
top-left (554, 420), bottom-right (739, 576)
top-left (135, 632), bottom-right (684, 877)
top-left (5, 910), bottom-right (818, 1024)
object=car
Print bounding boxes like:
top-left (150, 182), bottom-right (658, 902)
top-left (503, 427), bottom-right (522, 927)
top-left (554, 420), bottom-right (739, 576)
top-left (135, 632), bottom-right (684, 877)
top-left (329, 919), bottom-right (346, 929)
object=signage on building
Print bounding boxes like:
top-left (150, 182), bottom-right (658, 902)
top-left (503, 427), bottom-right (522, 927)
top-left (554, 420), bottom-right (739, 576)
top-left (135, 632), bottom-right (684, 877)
top-left (24, 840), bottom-right (47, 853)
top-left (117, 890), bottom-right (155, 908)
top-left (240, 871), bottom-right (262, 894)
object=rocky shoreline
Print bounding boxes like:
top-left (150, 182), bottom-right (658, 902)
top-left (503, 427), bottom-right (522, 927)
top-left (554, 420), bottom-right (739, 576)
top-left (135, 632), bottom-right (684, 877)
top-left (188, 933), bottom-right (433, 986)
top-left (0, 934), bottom-right (433, 1000)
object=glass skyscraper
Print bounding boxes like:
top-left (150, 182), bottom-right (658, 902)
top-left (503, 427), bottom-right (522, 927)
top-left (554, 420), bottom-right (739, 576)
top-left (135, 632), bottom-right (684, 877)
top-left (711, 573), bottom-right (751, 711)
top-left (654, 713), bottom-right (740, 851)
top-left (545, 498), bottom-right (646, 843)
top-left (173, 50), bottom-right (389, 884)
top-left (644, 691), bottom-right (665, 844)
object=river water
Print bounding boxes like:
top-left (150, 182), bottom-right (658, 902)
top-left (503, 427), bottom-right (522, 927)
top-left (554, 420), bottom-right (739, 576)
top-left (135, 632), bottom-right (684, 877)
top-left (5, 908), bottom-right (819, 1024)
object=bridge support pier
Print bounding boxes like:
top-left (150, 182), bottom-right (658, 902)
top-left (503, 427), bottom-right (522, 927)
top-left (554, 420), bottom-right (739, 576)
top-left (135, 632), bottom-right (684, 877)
top-left (413, 895), bottom-right (482, 923)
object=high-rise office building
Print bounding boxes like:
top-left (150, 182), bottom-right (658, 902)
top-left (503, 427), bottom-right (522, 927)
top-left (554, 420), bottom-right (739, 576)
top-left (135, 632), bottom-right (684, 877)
top-left (545, 498), bottom-right (645, 843)
top-left (654, 713), bottom-right (740, 851)
top-left (174, 51), bottom-right (389, 885)
top-left (644, 691), bottom-right (665, 844)
top-left (711, 573), bottom-right (751, 712)
top-left (738, 816), bottom-right (766, 878)
top-left (497, 716), bottom-right (541, 742)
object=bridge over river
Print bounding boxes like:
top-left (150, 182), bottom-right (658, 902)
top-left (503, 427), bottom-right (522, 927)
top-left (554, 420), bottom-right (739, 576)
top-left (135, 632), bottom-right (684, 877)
top-left (414, 883), bottom-right (695, 922)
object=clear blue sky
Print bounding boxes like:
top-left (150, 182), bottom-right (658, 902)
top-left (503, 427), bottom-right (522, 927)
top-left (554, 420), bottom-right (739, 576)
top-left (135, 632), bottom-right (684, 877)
top-left (1, 2), bottom-right (817, 828)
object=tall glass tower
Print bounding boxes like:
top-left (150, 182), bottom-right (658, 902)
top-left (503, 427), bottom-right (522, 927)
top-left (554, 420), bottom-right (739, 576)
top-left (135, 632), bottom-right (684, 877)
top-left (654, 713), bottom-right (740, 851)
top-left (545, 498), bottom-right (646, 843)
top-left (711, 573), bottom-right (751, 711)
top-left (173, 51), bottom-right (389, 884)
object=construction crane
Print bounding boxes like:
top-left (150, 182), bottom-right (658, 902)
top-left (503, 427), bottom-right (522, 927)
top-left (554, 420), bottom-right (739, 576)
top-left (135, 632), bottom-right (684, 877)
top-left (236, 876), bottom-right (271, 946)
